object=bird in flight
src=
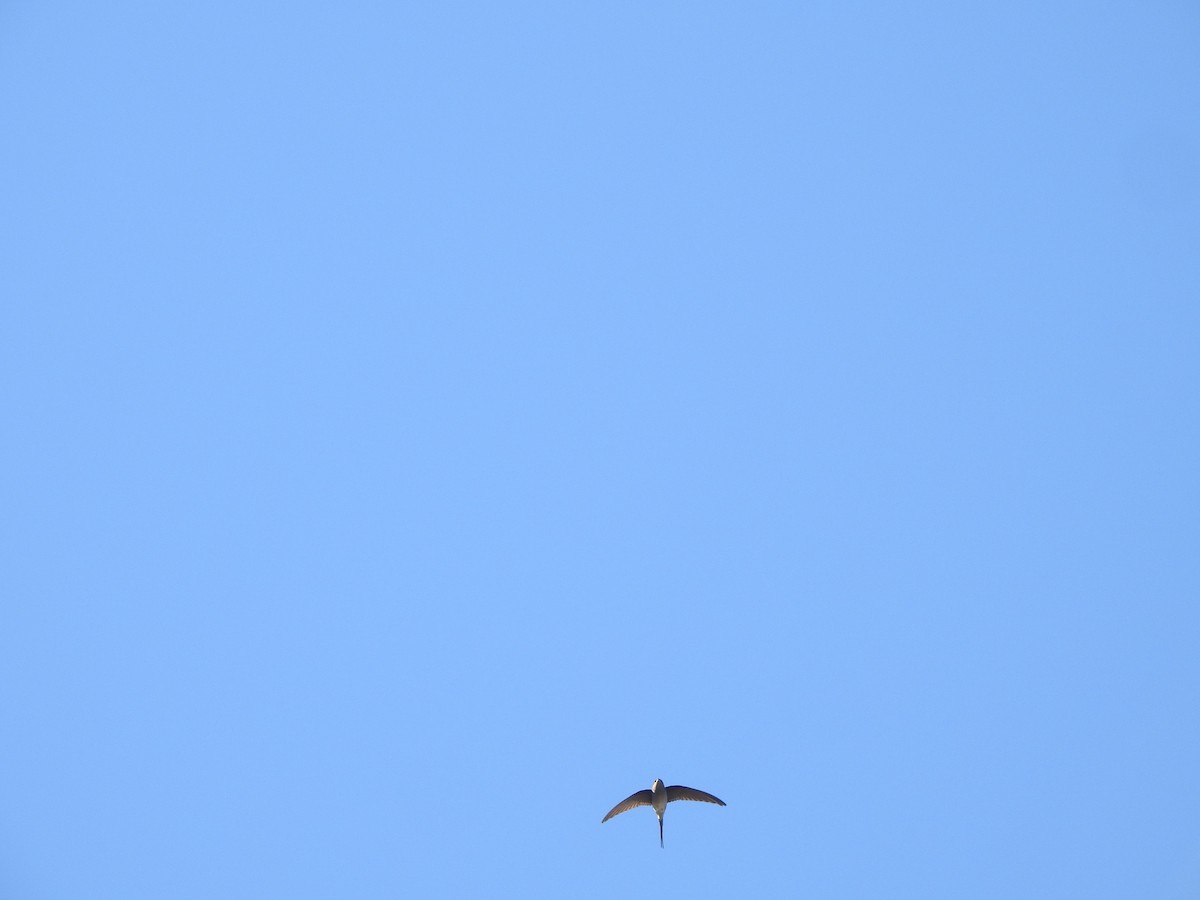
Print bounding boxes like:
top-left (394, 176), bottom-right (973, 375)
top-left (601, 778), bottom-right (725, 848)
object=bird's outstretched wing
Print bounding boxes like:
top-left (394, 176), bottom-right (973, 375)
top-left (601, 789), bottom-right (654, 822)
top-left (665, 786), bottom-right (725, 807)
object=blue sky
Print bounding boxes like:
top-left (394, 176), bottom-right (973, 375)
top-left (2, 2), bottom-right (1199, 897)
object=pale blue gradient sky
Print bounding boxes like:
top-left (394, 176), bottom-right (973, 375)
top-left (2, 2), bottom-right (1199, 898)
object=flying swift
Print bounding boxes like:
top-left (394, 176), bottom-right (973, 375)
top-left (601, 778), bottom-right (725, 848)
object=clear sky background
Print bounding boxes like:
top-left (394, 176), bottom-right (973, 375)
top-left (2, 2), bottom-right (1199, 898)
